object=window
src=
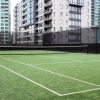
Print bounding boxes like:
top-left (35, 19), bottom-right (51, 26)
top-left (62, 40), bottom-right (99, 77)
top-left (60, 12), bottom-right (63, 17)
top-left (87, 22), bottom-right (89, 26)
top-left (1, 23), bottom-right (4, 26)
top-left (1, 27), bottom-right (4, 29)
top-left (60, 27), bottom-right (63, 31)
top-left (87, 2), bottom-right (89, 6)
top-left (5, 27), bottom-right (8, 29)
top-left (5, 24), bottom-right (8, 26)
top-left (60, 4), bottom-right (63, 9)
top-left (60, 19), bottom-right (63, 24)
top-left (87, 8), bottom-right (89, 13)
top-left (54, 12), bottom-right (55, 17)
top-left (54, 27), bottom-right (55, 31)
top-left (54, 19), bottom-right (55, 24)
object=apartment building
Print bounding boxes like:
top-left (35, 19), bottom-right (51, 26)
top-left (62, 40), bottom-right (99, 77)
top-left (34, 0), bottom-right (91, 44)
top-left (0, 0), bottom-right (11, 45)
top-left (14, 0), bottom-right (35, 44)
top-left (14, 0), bottom-right (91, 45)
top-left (35, 0), bottom-right (91, 32)
top-left (91, 0), bottom-right (100, 26)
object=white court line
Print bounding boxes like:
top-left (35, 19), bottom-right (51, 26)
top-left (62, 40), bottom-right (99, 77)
top-left (0, 63), bottom-right (100, 97)
top-left (1, 58), bottom-right (100, 97)
top-left (1, 56), bottom-right (100, 88)
top-left (42, 55), bottom-right (100, 63)
top-left (0, 64), bottom-right (61, 96)
top-left (43, 55), bottom-right (80, 62)
top-left (30, 60), bottom-right (100, 66)
top-left (60, 88), bottom-right (100, 96)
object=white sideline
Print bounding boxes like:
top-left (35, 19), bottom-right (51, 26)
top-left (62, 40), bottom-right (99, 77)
top-left (1, 56), bottom-right (100, 88)
top-left (60, 88), bottom-right (100, 96)
top-left (0, 64), bottom-right (61, 96)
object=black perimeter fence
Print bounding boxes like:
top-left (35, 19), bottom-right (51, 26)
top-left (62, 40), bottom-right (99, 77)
top-left (0, 27), bottom-right (100, 53)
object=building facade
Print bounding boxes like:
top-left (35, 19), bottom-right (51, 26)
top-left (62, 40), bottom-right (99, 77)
top-left (34, 0), bottom-right (91, 44)
top-left (0, 0), bottom-right (11, 45)
top-left (14, 0), bottom-right (91, 45)
top-left (91, 0), bottom-right (100, 26)
top-left (35, 0), bottom-right (91, 32)
top-left (14, 0), bottom-right (35, 44)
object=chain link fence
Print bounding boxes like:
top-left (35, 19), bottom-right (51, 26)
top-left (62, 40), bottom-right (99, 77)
top-left (0, 27), bottom-right (100, 46)
top-left (0, 27), bottom-right (100, 53)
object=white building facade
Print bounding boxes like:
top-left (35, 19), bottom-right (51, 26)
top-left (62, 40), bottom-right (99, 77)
top-left (35, 0), bottom-right (91, 33)
top-left (14, 0), bottom-right (92, 45)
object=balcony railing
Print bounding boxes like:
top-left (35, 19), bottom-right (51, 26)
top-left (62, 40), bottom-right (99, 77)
top-left (44, 1), bottom-right (52, 7)
top-left (44, 16), bottom-right (52, 21)
top-left (69, 0), bottom-right (84, 7)
top-left (44, 23), bottom-right (52, 28)
top-left (44, 9), bottom-right (52, 14)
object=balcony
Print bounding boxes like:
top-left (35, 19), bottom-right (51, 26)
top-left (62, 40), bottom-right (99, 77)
top-left (35, 12), bottom-right (38, 18)
top-left (35, 27), bottom-right (38, 31)
top-left (22, 11), bottom-right (28, 16)
top-left (35, 6), bottom-right (38, 11)
top-left (69, 0), bottom-right (84, 7)
top-left (44, 16), bottom-right (52, 21)
top-left (22, 18), bottom-right (27, 22)
top-left (35, 2), bottom-right (38, 6)
top-left (44, 1), bottom-right (52, 7)
top-left (35, 9), bottom-right (38, 13)
top-left (44, 30), bottom-right (52, 33)
top-left (44, 23), bottom-right (52, 28)
top-left (35, 14), bottom-right (38, 18)
top-left (35, 19), bottom-right (38, 23)
top-left (44, 9), bottom-right (52, 14)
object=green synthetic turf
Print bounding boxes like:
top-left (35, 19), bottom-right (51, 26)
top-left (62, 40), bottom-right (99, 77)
top-left (0, 50), bottom-right (100, 100)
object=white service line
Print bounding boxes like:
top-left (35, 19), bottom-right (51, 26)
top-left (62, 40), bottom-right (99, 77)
top-left (30, 60), bottom-right (100, 66)
top-left (42, 55), bottom-right (100, 63)
top-left (60, 88), bottom-right (100, 96)
top-left (43, 55), bottom-right (80, 62)
top-left (0, 64), bottom-right (61, 96)
top-left (1, 56), bottom-right (100, 88)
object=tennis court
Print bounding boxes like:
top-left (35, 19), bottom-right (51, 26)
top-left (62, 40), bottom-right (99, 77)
top-left (0, 50), bottom-right (100, 100)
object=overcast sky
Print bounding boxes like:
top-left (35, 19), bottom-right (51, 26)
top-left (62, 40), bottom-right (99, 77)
top-left (11, 0), bottom-right (20, 31)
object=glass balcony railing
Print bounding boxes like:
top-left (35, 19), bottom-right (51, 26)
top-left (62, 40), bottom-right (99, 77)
top-left (69, 0), bottom-right (84, 7)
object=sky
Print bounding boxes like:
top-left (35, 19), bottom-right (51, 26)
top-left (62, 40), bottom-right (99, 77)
top-left (11, 0), bottom-right (20, 31)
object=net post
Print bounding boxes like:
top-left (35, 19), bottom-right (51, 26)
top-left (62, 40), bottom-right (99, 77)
top-left (86, 45), bottom-right (89, 54)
